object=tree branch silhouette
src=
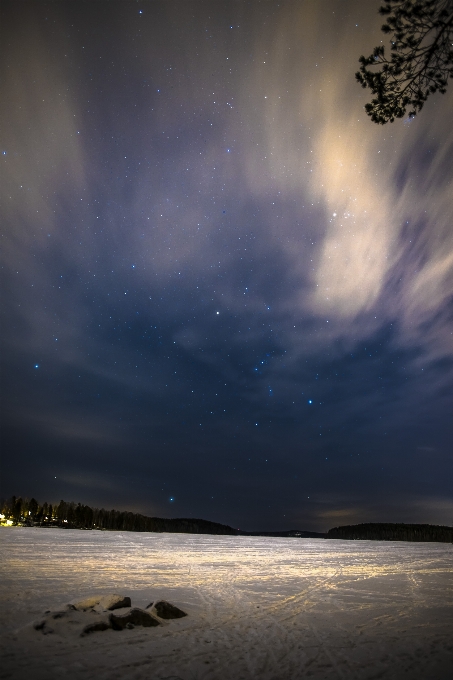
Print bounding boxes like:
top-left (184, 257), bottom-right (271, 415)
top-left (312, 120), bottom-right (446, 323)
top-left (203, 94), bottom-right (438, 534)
top-left (356, 0), bottom-right (453, 123)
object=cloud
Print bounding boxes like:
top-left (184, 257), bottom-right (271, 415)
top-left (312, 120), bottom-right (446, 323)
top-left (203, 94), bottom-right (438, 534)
top-left (318, 508), bottom-right (363, 521)
top-left (4, 0), bottom-right (452, 376)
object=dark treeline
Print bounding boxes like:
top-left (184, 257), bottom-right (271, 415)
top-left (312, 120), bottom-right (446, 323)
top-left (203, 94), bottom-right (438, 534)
top-left (2, 498), bottom-right (451, 542)
top-left (0, 496), bottom-right (237, 535)
top-left (327, 523), bottom-right (452, 543)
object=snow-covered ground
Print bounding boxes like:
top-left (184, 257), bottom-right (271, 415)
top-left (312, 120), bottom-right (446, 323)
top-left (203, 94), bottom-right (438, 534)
top-left (0, 527), bottom-right (452, 679)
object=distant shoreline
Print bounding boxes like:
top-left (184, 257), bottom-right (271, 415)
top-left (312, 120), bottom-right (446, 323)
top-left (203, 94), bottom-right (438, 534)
top-left (1, 496), bottom-right (452, 542)
top-left (1, 524), bottom-right (452, 543)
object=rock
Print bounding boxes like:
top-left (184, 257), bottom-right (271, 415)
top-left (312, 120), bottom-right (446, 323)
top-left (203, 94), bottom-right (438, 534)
top-left (33, 620), bottom-right (46, 631)
top-left (72, 596), bottom-right (100, 610)
top-left (81, 620), bottom-right (111, 636)
top-left (33, 619), bottom-right (54, 634)
top-left (109, 607), bottom-right (160, 630)
top-left (99, 594), bottom-right (132, 611)
top-left (73, 594), bottom-right (131, 611)
top-left (153, 600), bottom-right (187, 619)
top-left (51, 610), bottom-right (69, 619)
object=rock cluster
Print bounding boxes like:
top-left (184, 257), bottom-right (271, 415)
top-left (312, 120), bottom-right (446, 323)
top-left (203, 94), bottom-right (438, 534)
top-left (32, 594), bottom-right (187, 637)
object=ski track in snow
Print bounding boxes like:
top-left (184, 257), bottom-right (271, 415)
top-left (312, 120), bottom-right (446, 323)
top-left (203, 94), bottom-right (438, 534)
top-left (0, 528), bottom-right (452, 679)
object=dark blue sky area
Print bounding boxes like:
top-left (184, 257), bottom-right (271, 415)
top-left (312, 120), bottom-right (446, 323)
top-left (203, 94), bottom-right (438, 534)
top-left (1, 1), bottom-right (452, 531)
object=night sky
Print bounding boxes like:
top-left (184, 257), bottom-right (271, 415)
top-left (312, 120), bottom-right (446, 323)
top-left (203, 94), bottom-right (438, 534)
top-left (1, 0), bottom-right (452, 532)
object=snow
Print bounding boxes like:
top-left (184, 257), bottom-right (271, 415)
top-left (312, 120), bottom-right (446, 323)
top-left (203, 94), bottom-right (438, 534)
top-left (0, 527), bottom-right (452, 679)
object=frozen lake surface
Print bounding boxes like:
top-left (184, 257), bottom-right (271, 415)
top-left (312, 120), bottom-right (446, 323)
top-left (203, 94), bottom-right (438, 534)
top-left (0, 528), bottom-right (452, 679)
